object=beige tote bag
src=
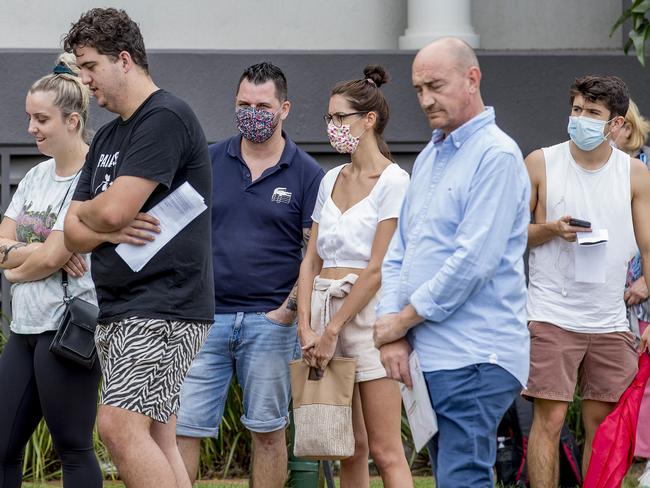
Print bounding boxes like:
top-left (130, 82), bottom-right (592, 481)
top-left (290, 357), bottom-right (356, 460)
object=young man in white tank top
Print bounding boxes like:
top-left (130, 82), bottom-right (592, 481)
top-left (525, 75), bottom-right (650, 487)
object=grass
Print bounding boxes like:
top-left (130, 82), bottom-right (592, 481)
top-left (14, 467), bottom-right (648, 487)
top-left (22, 478), bottom-right (641, 488)
top-left (21, 477), bottom-right (640, 488)
top-left (22, 477), bottom-right (436, 487)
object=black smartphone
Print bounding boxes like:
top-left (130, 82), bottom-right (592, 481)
top-left (568, 218), bottom-right (591, 228)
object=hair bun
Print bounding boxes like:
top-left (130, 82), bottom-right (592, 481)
top-left (363, 64), bottom-right (389, 88)
top-left (55, 52), bottom-right (81, 77)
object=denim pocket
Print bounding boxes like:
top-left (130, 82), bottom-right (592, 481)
top-left (258, 312), bottom-right (295, 328)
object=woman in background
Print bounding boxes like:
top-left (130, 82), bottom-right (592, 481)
top-left (0, 54), bottom-right (101, 487)
top-left (297, 65), bottom-right (412, 488)
top-left (611, 99), bottom-right (650, 487)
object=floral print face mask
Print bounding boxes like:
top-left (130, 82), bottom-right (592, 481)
top-left (235, 106), bottom-right (281, 143)
top-left (327, 122), bottom-right (365, 154)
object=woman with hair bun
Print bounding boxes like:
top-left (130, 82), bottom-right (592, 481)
top-left (0, 53), bottom-right (101, 487)
top-left (297, 65), bottom-right (412, 487)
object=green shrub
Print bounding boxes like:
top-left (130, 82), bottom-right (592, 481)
top-left (198, 383), bottom-right (252, 479)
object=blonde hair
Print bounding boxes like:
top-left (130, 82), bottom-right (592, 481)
top-left (29, 53), bottom-right (90, 141)
top-left (623, 100), bottom-right (650, 154)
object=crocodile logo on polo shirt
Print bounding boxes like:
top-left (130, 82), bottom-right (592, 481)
top-left (271, 187), bottom-right (292, 204)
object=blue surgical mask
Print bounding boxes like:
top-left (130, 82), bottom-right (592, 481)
top-left (567, 116), bottom-right (613, 151)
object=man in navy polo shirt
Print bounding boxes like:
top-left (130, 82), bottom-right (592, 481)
top-left (176, 62), bottom-right (324, 487)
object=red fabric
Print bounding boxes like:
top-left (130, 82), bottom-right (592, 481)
top-left (583, 353), bottom-right (650, 488)
top-left (636, 321), bottom-right (650, 457)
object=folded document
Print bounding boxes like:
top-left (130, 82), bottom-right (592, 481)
top-left (574, 229), bottom-right (608, 284)
top-left (400, 351), bottom-right (438, 452)
top-left (116, 182), bottom-right (207, 272)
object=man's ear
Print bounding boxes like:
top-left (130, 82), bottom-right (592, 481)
top-left (467, 66), bottom-right (481, 95)
top-left (609, 115), bottom-right (626, 134)
top-left (117, 51), bottom-right (133, 73)
top-left (279, 100), bottom-right (291, 120)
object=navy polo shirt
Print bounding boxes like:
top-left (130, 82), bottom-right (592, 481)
top-left (211, 132), bottom-right (324, 313)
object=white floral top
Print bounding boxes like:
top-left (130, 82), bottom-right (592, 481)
top-left (4, 158), bottom-right (96, 334)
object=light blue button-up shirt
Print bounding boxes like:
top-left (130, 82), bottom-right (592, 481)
top-left (378, 107), bottom-right (531, 386)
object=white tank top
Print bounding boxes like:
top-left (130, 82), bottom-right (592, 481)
top-left (526, 141), bottom-right (636, 333)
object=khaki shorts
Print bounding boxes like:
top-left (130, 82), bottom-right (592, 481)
top-left (310, 274), bottom-right (386, 383)
top-left (523, 321), bottom-right (638, 403)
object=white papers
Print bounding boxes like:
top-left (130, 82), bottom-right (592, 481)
top-left (400, 351), bottom-right (438, 452)
top-left (574, 229), bottom-right (608, 284)
top-left (116, 182), bottom-right (207, 272)
top-left (576, 229), bottom-right (608, 246)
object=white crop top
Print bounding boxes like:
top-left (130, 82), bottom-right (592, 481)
top-left (312, 163), bottom-right (410, 268)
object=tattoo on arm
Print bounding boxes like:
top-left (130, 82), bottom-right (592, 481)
top-left (0, 242), bottom-right (26, 263)
top-left (286, 287), bottom-right (298, 312)
top-left (285, 227), bottom-right (312, 312)
top-left (289, 227), bottom-right (312, 311)
top-left (302, 228), bottom-right (311, 248)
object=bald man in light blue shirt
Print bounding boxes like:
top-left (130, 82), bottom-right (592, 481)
top-left (373, 37), bottom-right (531, 488)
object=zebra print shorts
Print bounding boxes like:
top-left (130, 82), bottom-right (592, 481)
top-left (95, 317), bottom-right (212, 423)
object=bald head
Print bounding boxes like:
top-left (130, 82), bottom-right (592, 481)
top-left (411, 37), bottom-right (484, 134)
top-left (414, 37), bottom-right (480, 73)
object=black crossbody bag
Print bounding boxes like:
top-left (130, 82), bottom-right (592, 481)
top-left (47, 169), bottom-right (99, 369)
top-left (49, 271), bottom-right (99, 369)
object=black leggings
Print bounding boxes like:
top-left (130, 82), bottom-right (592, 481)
top-left (0, 331), bottom-right (102, 488)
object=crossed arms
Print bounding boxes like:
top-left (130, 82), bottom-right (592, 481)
top-left (64, 175), bottom-right (161, 253)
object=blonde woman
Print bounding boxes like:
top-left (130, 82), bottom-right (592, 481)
top-left (612, 100), bottom-right (650, 162)
top-left (0, 54), bottom-right (101, 487)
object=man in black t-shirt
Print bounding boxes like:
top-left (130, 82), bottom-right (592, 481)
top-left (62, 9), bottom-right (214, 488)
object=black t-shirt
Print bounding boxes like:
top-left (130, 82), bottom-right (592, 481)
top-left (73, 90), bottom-right (214, 324)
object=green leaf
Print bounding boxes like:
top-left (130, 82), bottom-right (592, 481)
top-left (223, 431), bottom-right (242, 479)
top-left (634, 15), bottom-right (641, 30)
top-left (623, 36), bottom-right (634, 54)
top-left (629, 29), bottom-right (647, 66)
top-left (611, 9), bottom-right (633, 36)
top-left (631, 0), bottom-right (650, 14)
top-left (633, 14), bottom-right (647, 30)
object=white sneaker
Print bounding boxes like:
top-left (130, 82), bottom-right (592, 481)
top-left (639, 464), bottom-right (650, 487)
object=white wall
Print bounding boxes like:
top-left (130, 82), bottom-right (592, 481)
top-left (472, 0), bottom-right (622, 50)
top-left (0, 0), bottom-right (623, 50)
top-left (0, 0), bottom-right (406, 50)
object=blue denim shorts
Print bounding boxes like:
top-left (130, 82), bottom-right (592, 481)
top-left (176, 312), bottom-right (299, 436)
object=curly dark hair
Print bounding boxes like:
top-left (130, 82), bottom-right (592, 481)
top-left (63, 8), bottom-right (149, 73)
top-left (569, 75), bottom-right (629, 118)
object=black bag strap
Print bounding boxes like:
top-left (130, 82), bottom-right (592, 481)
top-left (61, 270), bottom-right (73, 303)
top-left (57, 170), bottom-right (81, 305)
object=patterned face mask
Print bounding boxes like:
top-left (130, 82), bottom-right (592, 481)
top-left (327, 122), bottom-right (365, 154)
top-left (235, 106), bottom-right (281, 143)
